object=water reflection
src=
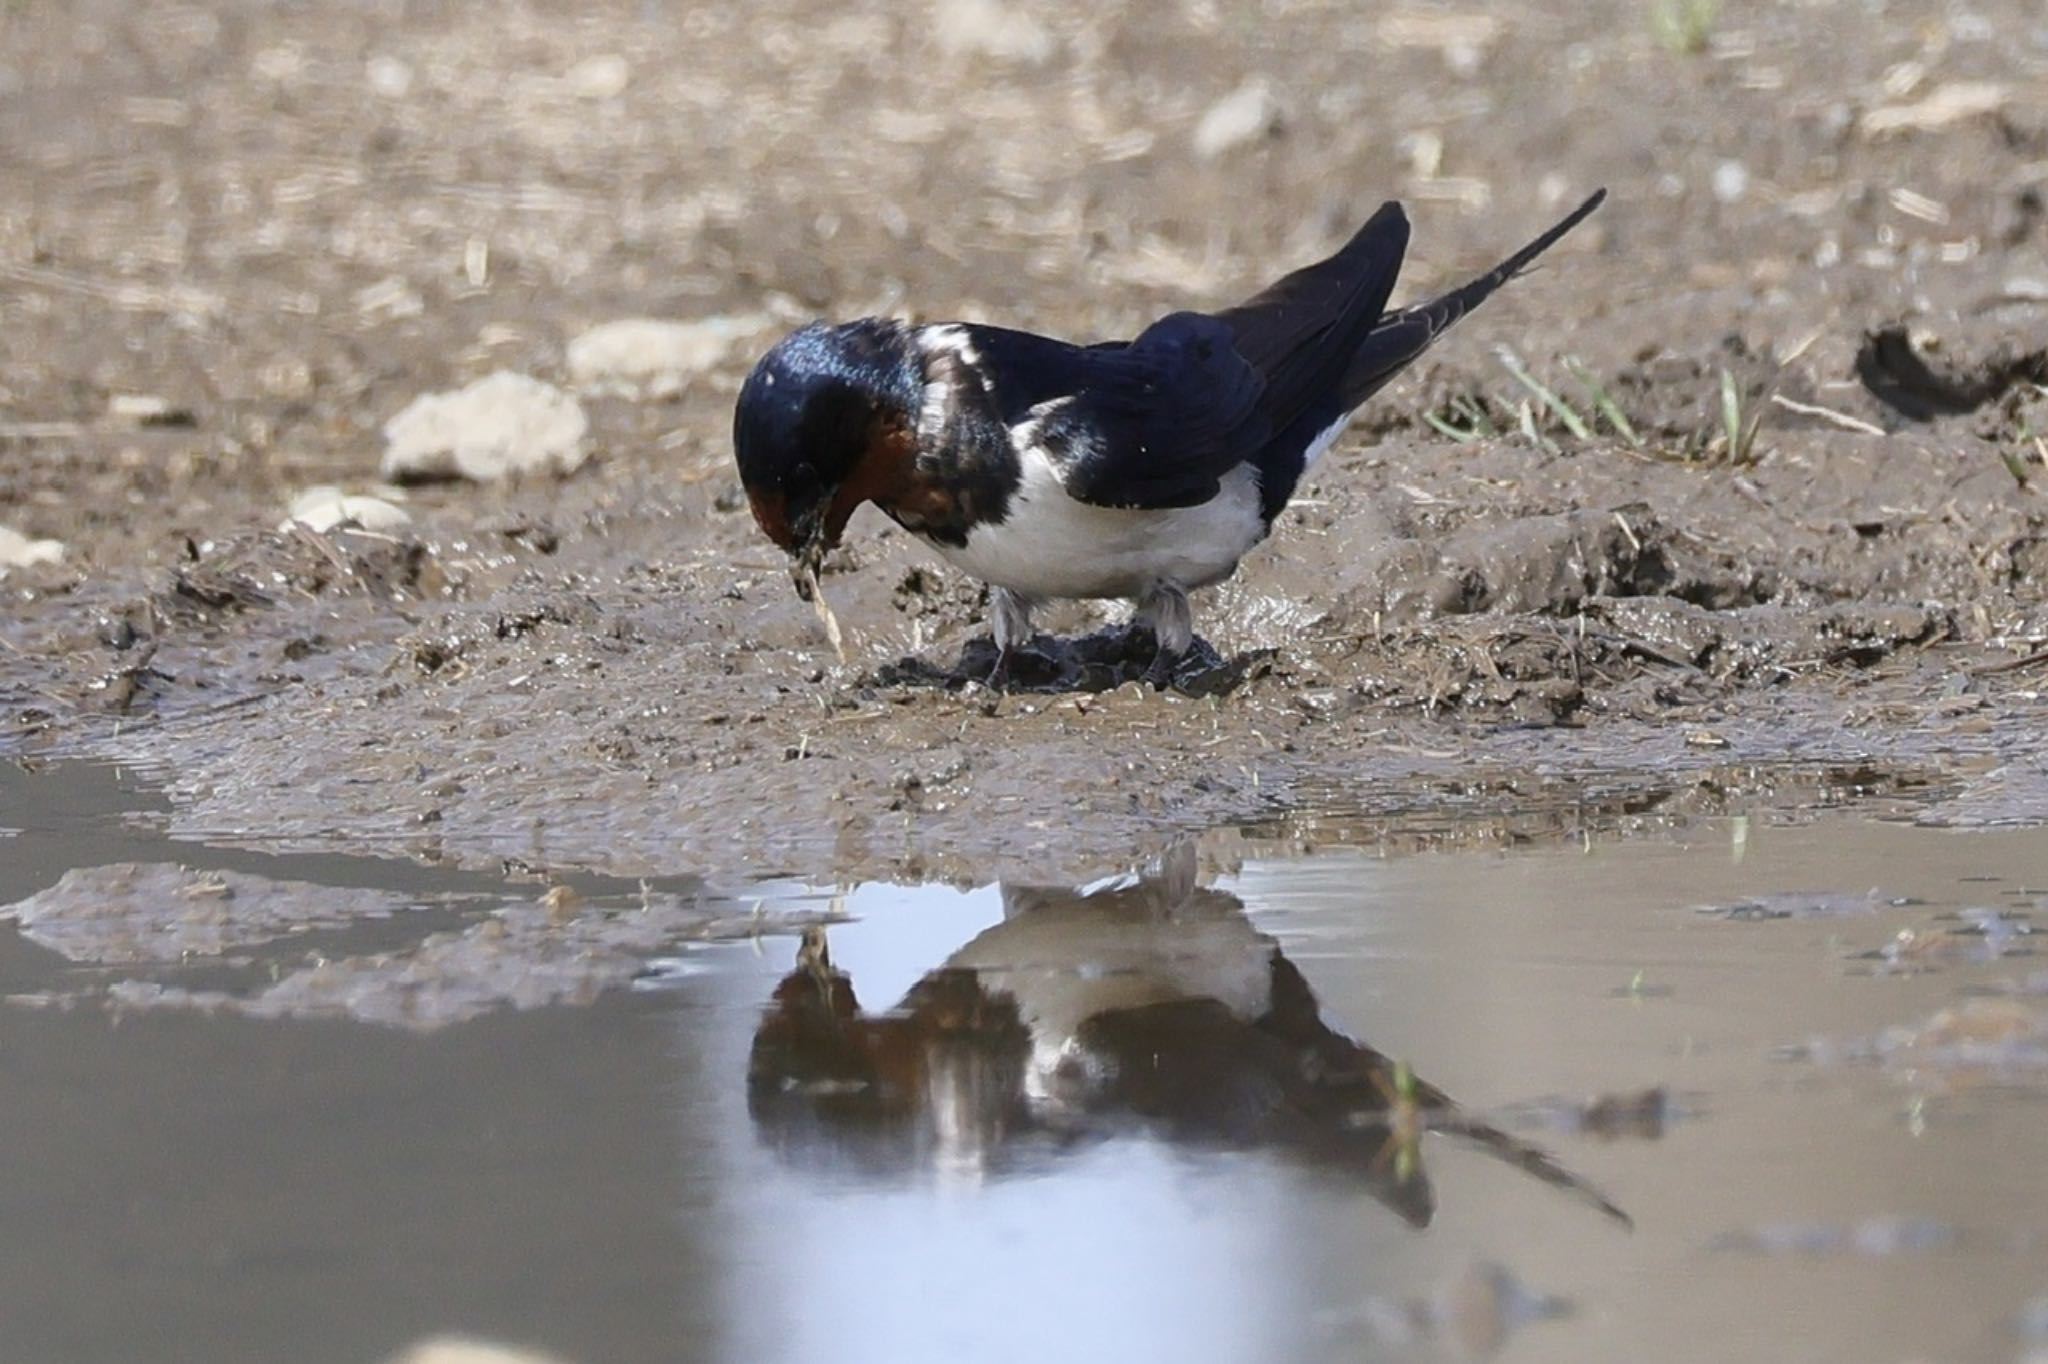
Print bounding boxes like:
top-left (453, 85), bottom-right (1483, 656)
top-left (13, 797), bottom-right (2048, 1362)
top-left (746, 849), bottom-right (1628, 1229)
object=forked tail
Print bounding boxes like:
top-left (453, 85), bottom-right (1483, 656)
top-left (1341, 188), bottom-right (1607, 405)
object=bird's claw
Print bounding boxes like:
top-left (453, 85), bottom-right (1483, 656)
top-left (986, 647), bottom-right (1013, 691)
top-left (1143, 651), bottom-right (1181, 692)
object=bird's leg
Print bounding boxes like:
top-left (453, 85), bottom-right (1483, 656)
top-left (987, 587), bottom-right (1035, 689)
top-left (1135, 582), bottom-right (1193, 690)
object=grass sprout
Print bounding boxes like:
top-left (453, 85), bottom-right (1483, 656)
top-left (1424, 392), bottom-right (1497, 443)
top-left (1717, 365), bottom-right (1769, 465)
top-left (1565, 357), bottom-right (1645, 447)
top-left (1499, 348), bottom-right (1593, 440)
top-left (1515, 397), bottom-right (1561, 455)
top-left (1650, 0), bottom-right (1720, 55)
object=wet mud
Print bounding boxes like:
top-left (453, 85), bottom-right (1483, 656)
top-left (2, 0), bottom-right (2046, 888)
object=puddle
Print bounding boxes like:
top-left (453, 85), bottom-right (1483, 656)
top-left (4, 765), bottom-right (2048, 1362)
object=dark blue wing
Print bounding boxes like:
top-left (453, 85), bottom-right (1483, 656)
top-left (1014, 312), bottom-right (1270, 510)
top-left (1029, 206), bottom-right (1414, 512)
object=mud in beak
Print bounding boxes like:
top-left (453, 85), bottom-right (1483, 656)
top-left (790, 527), bottom-right (827, 603)
top-left (787, 525), bottom-right (846, 663)
top-left (757, 493), bottom-right (846, 662)
top-left (778, 491), bottom-right (836, 600)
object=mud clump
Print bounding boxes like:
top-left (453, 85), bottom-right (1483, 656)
top-left (1587, 598), bottom-right (1952, 681)
top-left (1356, 505), bottom-right (1701, 622)
top-left (155, 529), bottom-right (446, 623)
top-left (39, 881), bottom-right (836, 1031)
top-left (2, 863), bottom-right (412, 964)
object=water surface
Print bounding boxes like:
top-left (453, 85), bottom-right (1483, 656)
top-left (3, 765), bottom-right (2045, 1363)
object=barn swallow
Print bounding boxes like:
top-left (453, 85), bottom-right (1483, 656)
top-left (746, 848), bottom-right (1630, 1226)
top-left (733, 189), bottom-right (1605, 687)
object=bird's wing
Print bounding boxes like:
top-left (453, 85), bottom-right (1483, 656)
top-left (1016, 311), bottom-right (1273, 510)
top-left (961, 192), bottom-right (1600, 513)
top-left (1032, 204), bottom-right (1411, 510)
top-left (1211, 200), bottom-right (1414, 430)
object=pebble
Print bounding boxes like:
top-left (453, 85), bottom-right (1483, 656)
top-left (106, 393), bottom-right (194, 427)
top-left (565, 314), bottom-right (768, 400)
top-left (0, 524), bottom-right (64, 571)
top-left (563, 53), bottom-right (630, 100)
top-left (1194, 77), bottom-right (1285, 160)
top-left (365, 54), bottom-right (414, 98)
top-left (381, 371), bottom-right (590, 482)
top-left (280, 485), bottom-right (412, 534)
top-left (931, 0), bottom-right (1055, 64)
top-left (1712, 160), bottom-right (1750, 204)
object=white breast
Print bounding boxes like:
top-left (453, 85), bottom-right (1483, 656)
top-left (931, 445), bottom-right (1267, 602)
top-left (942, 902), bottom-right (1278, 1109)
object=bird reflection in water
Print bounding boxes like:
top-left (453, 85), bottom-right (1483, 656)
top-left (747, 848), bottom-right (1628, 1229)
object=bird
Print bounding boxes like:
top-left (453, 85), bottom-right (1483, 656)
top-left (732, 188), bottom-right (1606, 688)
top-left (745, 847), bottom-right (1631, 1226)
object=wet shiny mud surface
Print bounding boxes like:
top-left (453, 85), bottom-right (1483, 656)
top-left (6, 762), bottom-right (2048, 1364)
top-left (6, 0), bottom-right (2048, 884)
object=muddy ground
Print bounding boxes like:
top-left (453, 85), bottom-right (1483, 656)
top-left (2, 0), bottom-right (2047, 885)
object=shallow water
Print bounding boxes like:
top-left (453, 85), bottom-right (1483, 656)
top-left (3, 764), bottom-right (2047, 1364)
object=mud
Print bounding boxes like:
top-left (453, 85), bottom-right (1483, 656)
top-left (10, 863), bottom-right (836, 1030)
top-left (4, 0), bottom-right (2048, 883)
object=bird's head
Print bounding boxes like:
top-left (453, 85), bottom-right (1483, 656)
top-left (732, 320), bottom-right (918, 600)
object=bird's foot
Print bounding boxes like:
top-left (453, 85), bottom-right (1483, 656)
top-left (1142, 648), bottom-right (1182, 692)
top-left (986, 647), bottom-right (1014, 691)
top-left (1132, 583), bottom-right (1193, 692)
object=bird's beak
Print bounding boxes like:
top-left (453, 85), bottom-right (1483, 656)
top-left (789, 516), bottom-right (829, 602)
top-left (747, 479), bottom-right (856, 606)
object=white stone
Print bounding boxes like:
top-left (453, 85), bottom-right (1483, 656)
top-left (932, 0), bottom-right (1055, 64)
top-left (280, 486), bottom-right (412, 534)
top-left (381, 371), bottom-right (589, 482)
top-left (1193, 78), bottom-right (1285, 160)
top-left (566, 315), bottom-right (767, 400)
top-left (106, 393), bottom-right (180, 425)
top-left (0, 524), bottom-right (64, 571)
top-left (1712, 160), bottom-right (1750, 204)
top-left (365, 55), bottom-right (414, 98)
top-left (564, 53), bottom-right (631, 100)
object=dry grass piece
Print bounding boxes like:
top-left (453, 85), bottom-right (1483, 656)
top-left (801, 566), bottom-right (849, 663)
